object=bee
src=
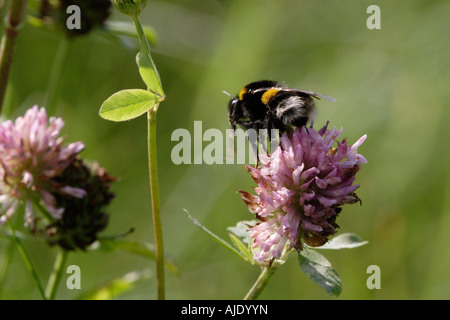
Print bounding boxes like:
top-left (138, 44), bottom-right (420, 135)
top-left (224, 80), bottom-right (335, 133)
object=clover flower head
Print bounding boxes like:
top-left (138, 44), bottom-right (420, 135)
top-left (0, 106), bottom-right (85, 228)
top-left (46, 157), bottom-right (115, 251)
top-left (239, 122), bottom-right (367, 262)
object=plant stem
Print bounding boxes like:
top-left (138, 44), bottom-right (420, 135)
top-left (5, 217), bottom-right (47, 300)
top-left (243, 266), bottom-right (276, 300)
top-left (45, 249), bottom-right (68, 300)
top-left (45, 38), bottom-right (70, 115)
top-left (131, 12), bottom-right (165, 300)
top-left (0, 229), bottom-right (16, 298)
top-left (131, 14), bottom-right (165, 99)
top-left (0, 0), bottom-right (27, 114)
top-left (147, 109), bottom-right (165, 300)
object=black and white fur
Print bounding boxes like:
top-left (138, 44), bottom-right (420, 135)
top-left (226, 80), bottom-right (334, 133)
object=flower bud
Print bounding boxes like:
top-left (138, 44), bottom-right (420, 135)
top-left (111, 0), bottom-right (148, 16)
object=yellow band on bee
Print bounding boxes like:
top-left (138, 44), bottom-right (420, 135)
top-left (238, 87), bottom-right (248, 100)
top-left (261, 89), bottom-right (281, 105)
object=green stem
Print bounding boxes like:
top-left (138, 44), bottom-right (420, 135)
top-left (130, 12), bottom-right (165, 300)
top-left (45, 38), bottom-right (70, 115)
top-left (0, 0), bottom-right (9, 42)
top-left (131, 14), bottom-right (165, 99)
top-left (0, 0), bottom-right (27, 114)
top-left (243, 266), bottom-right (276, 300)
top-left (45, 249), bottom-right (68, 300)
top-left (147, 109), bottom-right (165, 300)
top-left (0, 228), bottom-right (16, 298)
top-left (132, 16), bottom-right (151, 65)
top-left (5, 217), bottom-right (47, 300)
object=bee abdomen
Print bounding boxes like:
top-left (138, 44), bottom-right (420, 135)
top-left (269, 94), bottom-right (313, 125)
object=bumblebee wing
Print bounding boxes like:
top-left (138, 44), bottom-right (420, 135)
top-left (290, 89), bottom-right (336, 102)
top-left (250, 87), bottom-right (336, 102)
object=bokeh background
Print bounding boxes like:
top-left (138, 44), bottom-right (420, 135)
top-left (0, 0), bottom-right (449, 299)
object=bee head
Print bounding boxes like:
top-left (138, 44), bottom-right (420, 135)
top-left (223, 90), bottom-right (239, 129)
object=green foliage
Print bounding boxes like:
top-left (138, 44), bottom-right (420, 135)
top-left (99, 89), bottom-right (159, 121)
top-left (187, 213), bottom-right (366, 297)
top-left (298, 249), bottom-right (342, 297)
top-left (93, 237), bottom-right (178, 276)
top-left (183, 209), bottom-right (247, 261)
top-left (76, 270), bottom-right (150, 300)
top-left (297, 233), bottom-right (368, 297)
top-left (99, 13), bottom-right (164, 122)
top-left (312, 233), bottom-right (369, 250)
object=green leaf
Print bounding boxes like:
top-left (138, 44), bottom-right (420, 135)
top-left (298, 249), bottom-right (342, 297)
top-left (183, 209), bottom-right (247, 261)
top-left (103, 20), bottom-right (158, 46)
top-left (92, 238), bottom-right (178, 276)
top-left (228, 233), bottom-right (253, 264)
top-left (136, 51), bottom-right (165, 99)
top-left (314, 233), bottom-right (368, 250)
top-left (0, 229), bottom-right (32, 241)
top-left (226, 220), bottom-right (258, 264)
top-left (99, 89), bottom-right (159, 121)
top-left (132, 15), bottom-right (165, 99)
top-left (227, 220), bottom-right (257, 246)
top-left (95, 238), bottom-right (155, 258)
top-left (76, 270), bottom-right (150, 300)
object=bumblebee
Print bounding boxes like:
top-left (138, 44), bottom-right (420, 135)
top-left (224, 80), bottom-right (335, 132)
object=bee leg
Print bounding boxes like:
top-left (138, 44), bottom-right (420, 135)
top-left (260, 118), bottom-right (273, 155)
top-left (233, 120), bottom-right (262, 166)
top-left (255, 119), bottom-right (271, 165)
top-left (234, 119), bottom-right (265, 130)
top-left (266, 116), bottom-right (283, 154)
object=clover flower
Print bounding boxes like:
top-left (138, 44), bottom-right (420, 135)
top-left (239, 122), bottom-right (367, 262)
top-left (0, 106), bottom-right (85, 228)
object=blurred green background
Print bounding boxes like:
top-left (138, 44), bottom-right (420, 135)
top-left (0, 0), bottom-right (449, 299)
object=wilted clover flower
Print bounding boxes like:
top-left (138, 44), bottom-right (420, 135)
top-left (46, 157), bottom-right (115, 251)
top-left (239, 122), bottom-right (367, 262)
top-left (0, 106), bottom-right (85, 228)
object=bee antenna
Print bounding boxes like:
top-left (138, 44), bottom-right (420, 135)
top-left (222, 90), bottom-right (234, 99)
